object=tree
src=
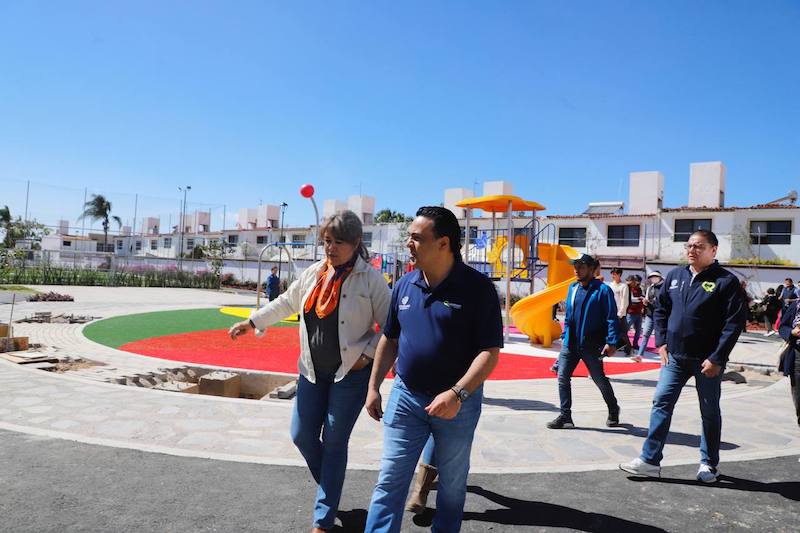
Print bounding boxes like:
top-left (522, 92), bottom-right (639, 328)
top-left (0, 206), bottom-right (49, 249)
top-left (375, 209), bottom-right (411, 223)
top-left (79, 195), bottom-right (122, 252)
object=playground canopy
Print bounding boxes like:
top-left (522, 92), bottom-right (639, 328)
top-left (455, 195), bottom-right (546, 213)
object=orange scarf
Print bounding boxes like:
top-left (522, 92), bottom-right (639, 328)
top-left (303, 258), bottom-right (355, 319)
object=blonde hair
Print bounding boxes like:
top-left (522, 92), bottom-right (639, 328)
top-left (319, 210), bottom-right (369, 261)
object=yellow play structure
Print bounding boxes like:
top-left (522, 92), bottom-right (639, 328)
top-left (455, 193), bottom-right (578, 347)
top-left (509, 242), bottom-right (579, 347)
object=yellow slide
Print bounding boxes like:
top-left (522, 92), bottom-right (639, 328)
top-left (509, 243), bottom-right (579, 347)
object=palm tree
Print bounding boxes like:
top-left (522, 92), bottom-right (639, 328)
top-left (79, 195), bottom-right (122, 252)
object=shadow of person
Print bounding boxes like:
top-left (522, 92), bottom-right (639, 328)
top-left (573, 423), bottom-right (739, 450)
top-left (334, 509), bottom-right (367, 532)
top-left (608, 377), bottom-right (661, 387)
top-left (482, 396), bottom-right (559, 411)
top-left (627, 474), bottom-right (800, 502)
top-left (452, 485), bottom-right (667, 532)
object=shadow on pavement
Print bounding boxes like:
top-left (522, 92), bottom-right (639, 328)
top-left (608, 377), bottom-right (660, 387)
top-left (451, 485), bottom-right (664, 532)
top-left (574, 423), bottom-right (739, 450)
top-left (334, 509), bottom-right (367, 532)
top-left (482, 396), bottom-right (558, 411)
top-left (628, 474), bottom-right (800, 501)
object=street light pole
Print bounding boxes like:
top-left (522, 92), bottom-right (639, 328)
top-left (178, 185), bottom-right (191, 270)
top-left (278, 202), bottom-right (288, 278)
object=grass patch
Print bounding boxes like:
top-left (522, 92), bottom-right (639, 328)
top-left (83, 308), bottom-right (297, 348)
top-left (0, 285), bottom-right (39, 293)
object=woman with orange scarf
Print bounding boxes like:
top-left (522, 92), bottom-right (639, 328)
top-left (229, 211), bottom-right (391, 532)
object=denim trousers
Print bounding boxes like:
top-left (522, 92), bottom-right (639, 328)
top-left (640, 354), bottom-right (724, 467)
top-left (638, 315), bottom-right (655, 356)
top-left (290, 363), bottom-right (372, 529)
top-left (558, 345), bottom-right (619, 416)
top-left (365, 376), bottom-right (483, 533)
top-left (626, 313), bottom-right (643, 347)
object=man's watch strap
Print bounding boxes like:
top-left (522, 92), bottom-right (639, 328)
top-left (451, 386), bottom-right (469, 403)
top-left (248, 319), bottom-right (256, 329)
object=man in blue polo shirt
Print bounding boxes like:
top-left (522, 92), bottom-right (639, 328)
top-left (363, 206), bottom-right (503, 533)
top-left (548, 253), bottom-right (621, 430)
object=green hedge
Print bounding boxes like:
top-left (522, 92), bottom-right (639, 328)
top-left (0, 266), bottom-right (220, 289)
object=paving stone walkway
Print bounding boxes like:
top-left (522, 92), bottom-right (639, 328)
top-left (1, 285), bottom-right (798, 473)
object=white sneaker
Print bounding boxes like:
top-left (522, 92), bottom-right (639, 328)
top-left (767, 331), bottom-right (776, 337)
top-left (696, 464), bottom-right (719, 483)
top-left (619, 458), bottom-right (661, 477)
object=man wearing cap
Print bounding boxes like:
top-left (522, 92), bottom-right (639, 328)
top-left (547, 253), bottom-right (621, 429)
top-left (637, 271), bottom-right (664, 359)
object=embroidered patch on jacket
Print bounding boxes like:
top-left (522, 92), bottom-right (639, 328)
top-left (701, 281), bottom-right (716, 293)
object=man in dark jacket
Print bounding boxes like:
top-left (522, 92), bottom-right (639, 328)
top-left (620, 230), bottom-right (745, 483)
top-left (778, 300), bottom-right (799, 427)
top-left (547, 253), bottom-right (621, 429)
top-left (637, 271), bottom-right (664, 358)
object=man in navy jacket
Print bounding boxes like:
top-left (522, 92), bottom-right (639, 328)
top-left (778, 300), bottom-right (799, 426)
top-left (620, 230), bottom-right (745, 483)
top-left (547, 253), bottom-right (621, 429)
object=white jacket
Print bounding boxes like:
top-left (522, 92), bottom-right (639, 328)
top-left (249, 256), bottom-right (391, 383)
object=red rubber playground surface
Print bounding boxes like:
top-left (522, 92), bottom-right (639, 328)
top-left (118, 326), bottom-right (660, 379)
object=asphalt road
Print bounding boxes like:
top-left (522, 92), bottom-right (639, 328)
top-left (0, 429), bottom-right (797, 533)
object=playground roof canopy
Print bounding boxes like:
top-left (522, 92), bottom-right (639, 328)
top-left (455, 194), bottom-right (546, 213)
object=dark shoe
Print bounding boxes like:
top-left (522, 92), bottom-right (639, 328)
top-left (607, 407), bottom-right (620, 427)
top-left (623, 345), bottom-right (632, 356)
top-left (547, 414), bottom-right (575, 429)
top-left (549, 362), bottom-right (559, 373)
top-left (405, 464), bottom-right (438, 514)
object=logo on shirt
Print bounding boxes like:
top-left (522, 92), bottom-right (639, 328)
top-left (669, 279), bottom-right (679, 290)
top-left (399, 295), bottom-right (411, 311)
top-left (701, 281), bottom-right (716, 293)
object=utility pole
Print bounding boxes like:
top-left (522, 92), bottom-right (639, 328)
top-left (132, 194), bottom-right (138, 236)
top-left (23, 180), bottom-right (30, 221)
top-left (178, 186), bottom-right (191, 269)
top-left (278, 202), bottom-right (288, 278)
top-left (81, 188), bottom-right (87, 236)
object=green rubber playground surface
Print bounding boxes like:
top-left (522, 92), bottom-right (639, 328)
top-left (83, 308), bottom-right (294, 348)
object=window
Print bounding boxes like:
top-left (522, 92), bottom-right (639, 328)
top-left (460, 226), bottom-right (479, 240)
top-left (187, 238), bottom-right (194, 250)
top-left (750, 220), bottom-right (792, 245)
top-left (150, 240), bottom-right (158, 250)
top-left (256, 235), bottom-right (268, 245)
top-left (291, 234), bottom-right (305, 248)
top-left (116, 240), bottom-right (123, 250)
top-left (227, 234), bottom-right (239, 245)
top-left (674, 219), bottom-right (712, 242)
top-left (163, 237), bottom-right (172, 248)
top-left (607, 225), bottom-right (640, 247)
top-left (362, 231), bottom-right (373, 247)
top-left (62, 240), bottom-right (72, 247)
top-left (558, 227), bottom-right (586, 248)
top-left (135, 240), bottom-right (142, 252)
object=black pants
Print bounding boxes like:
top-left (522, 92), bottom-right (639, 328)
top-left (791, 361), bottom-right (800, 426)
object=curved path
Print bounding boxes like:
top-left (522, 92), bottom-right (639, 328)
top-left (1, 286), bottom-right (798, 474)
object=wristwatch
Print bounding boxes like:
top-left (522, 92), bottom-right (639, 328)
top-left (451, 386), bottom-right (470, 403)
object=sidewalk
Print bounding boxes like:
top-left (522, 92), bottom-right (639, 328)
top-left (1, 286), bottom-right (798, 474)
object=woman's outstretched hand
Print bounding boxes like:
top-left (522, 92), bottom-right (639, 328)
top-left (229, 321), bottom-right (253, 340)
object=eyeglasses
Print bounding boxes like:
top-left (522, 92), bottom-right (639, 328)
top-left (684, 243), bottom-right (707, 251)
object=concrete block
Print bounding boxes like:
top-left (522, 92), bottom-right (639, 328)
top-left (0, 337), bottom-right (29, 352)
top-left (199, 371), bottom-right (241, 398)
top-left (152, 382), bottom-right (199, 394)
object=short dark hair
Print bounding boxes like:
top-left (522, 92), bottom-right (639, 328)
top-left (785, 278), bottom-right (793, 283)
top-left (610, 267), bottom-right (623, 275)
top-left (416, 206), bottom-right (462, 258)
top-left (690, 229), bottom-right (719, 247)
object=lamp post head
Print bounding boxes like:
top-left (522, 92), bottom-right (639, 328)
top-left (300, 184), bottom-right (315, 198)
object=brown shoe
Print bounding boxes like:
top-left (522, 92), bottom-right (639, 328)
top-left (405, 463), bottom-right (438, 514)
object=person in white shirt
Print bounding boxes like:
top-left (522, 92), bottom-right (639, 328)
top-left (608, 267), bottom-right (632, 355)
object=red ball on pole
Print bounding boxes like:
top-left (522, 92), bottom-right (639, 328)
top-left (300, 184), bottom-right (315, 198)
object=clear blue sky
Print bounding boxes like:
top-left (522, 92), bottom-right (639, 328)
top-left (1, 0), bottom-right (798, 232)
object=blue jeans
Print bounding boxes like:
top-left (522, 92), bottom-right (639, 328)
top-left (640, 354), bottom-right (724, 467)
top-left (638, 315), bottom-right (655, 356)
top-left (365, 377), bottom-right (482, 533)
top-left (290, 364), bottom-right (372, 529)
top-left (626, 313), bottom-right (642, 348)
top-left (421, 435), bottom-right (436, 466)
top-left (557, 345), bottom-right (619, 417)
